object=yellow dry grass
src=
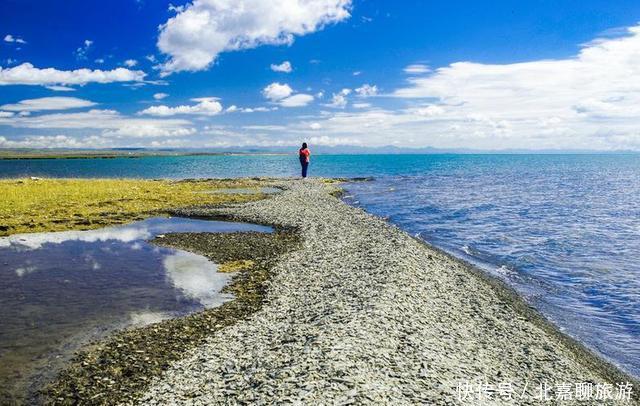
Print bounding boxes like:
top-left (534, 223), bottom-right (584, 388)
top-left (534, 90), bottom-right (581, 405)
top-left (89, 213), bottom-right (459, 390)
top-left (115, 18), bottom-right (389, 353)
top-left (0, 178), bottom-right (266, 236)
top-left (218, 260), bottom-right (256, 273)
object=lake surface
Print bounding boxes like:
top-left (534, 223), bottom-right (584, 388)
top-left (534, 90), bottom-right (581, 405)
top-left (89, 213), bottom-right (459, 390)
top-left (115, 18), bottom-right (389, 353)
top-left (1, 154), bottom-right (639, 379)
top-left (0, 216), bottom-right (271, 403)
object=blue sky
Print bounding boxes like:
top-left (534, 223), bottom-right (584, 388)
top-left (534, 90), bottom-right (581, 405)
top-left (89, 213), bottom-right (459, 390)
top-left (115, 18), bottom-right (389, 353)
top-left (2, 0), bottom-right (640, 150)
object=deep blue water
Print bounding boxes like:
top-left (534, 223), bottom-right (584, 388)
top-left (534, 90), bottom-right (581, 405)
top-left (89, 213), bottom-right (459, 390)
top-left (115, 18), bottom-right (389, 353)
top-left (1, 154), bottom-right (639, 377)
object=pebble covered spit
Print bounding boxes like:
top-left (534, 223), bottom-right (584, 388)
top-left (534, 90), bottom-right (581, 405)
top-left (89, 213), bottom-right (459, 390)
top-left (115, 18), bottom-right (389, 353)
top-left (140, 180), bottom-right (636, 405)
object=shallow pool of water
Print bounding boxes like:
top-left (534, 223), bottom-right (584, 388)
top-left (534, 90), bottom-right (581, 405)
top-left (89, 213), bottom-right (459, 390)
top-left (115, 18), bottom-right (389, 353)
top-left (0, 217), bottom-right (272, 403)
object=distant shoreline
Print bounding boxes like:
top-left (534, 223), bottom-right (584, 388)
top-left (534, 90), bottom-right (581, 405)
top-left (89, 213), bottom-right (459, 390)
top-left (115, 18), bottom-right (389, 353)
top-left (1, 148), bottom-right (638, 160)
top-left (0, 151), bottom-right (289, 160)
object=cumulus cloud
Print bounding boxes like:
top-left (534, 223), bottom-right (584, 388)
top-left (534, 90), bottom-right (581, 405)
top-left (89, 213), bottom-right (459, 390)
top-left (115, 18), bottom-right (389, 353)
top-left (403, 64), bottom-right (430, 74)
top-left (262, 82), bottom-right (313, 107)
top-left (0, 63), bottom-right (146, 86)
top-left (4, 34), bottom-right (27, 44)
top-left (124, 59), bottom-right (138, 67)
top-left (270, 61), bottom-right (293, 73)
top-left (275, 25), bottom-right (640, 151)
top-left (355, 84), bottom-right (378, 97)
top-left (387, 23), bottom-right (640, 149)
top-left (157, 0), bottom-right (351, 74)
top-left (279, 93), bottom-right (314, 107)
top-left (139, 97), bottom-right (223, 116)
top-left (262, 82), bottom-right (293, 101)
top-left (153, 92), bottom-right (169, 100)
top-left (326, 88), bottom-right (351, 108)
top-left (1, 97), bottom-right (96, 112)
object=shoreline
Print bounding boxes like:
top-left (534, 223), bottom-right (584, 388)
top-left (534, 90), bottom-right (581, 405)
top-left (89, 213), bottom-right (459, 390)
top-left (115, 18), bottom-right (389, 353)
top-left (0, 151), bottom-right (290, 160)
top-left (416, 240), bottom-right (639, 394)
top-left (42, 179), bottom-right (639, 404)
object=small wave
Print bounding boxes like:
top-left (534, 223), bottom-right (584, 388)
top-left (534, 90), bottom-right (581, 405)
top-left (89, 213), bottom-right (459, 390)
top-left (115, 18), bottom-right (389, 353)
top-left (495, 265), bottom-right (513, 275)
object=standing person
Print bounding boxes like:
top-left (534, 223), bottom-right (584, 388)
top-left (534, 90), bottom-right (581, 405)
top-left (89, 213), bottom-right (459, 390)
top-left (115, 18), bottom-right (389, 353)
top-left (299, 142), bottom-right (310, 178)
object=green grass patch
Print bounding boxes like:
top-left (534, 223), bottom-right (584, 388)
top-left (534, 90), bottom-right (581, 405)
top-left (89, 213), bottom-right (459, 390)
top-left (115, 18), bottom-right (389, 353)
top-left (0, 178), bottom-right (267, 236)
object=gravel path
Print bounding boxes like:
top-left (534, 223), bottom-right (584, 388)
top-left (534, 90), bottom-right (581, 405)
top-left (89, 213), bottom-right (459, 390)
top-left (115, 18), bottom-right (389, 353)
top-left (140, 180), bottom-right (637, 405)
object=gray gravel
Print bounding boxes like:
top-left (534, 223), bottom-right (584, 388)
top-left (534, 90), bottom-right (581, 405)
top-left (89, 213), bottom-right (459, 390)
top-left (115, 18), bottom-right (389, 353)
top-left (139, 180), bottom-right (637, 405)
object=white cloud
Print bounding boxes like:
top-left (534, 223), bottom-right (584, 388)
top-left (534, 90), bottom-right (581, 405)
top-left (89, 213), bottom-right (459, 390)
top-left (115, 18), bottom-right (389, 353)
top-left (139, 97), bottom-right (223, 116)
top-left (102, 126), bottom-right (196, 138)
top-left (224, 104), bottom-right (276, 113)
top-left (168, 3), bottom-right (186, 13)
top-left (124, 59), bottom-right (138, 67)
top-left (0, 111), bottom-right (14, 118)
top-left (403, 64), bottom-right (430, 74)
top-left (0, 135), bottom-right (109, 149)
top-left (75, 40), bottom-right (93, 60)
top-left (262, 82), bottom-right (312, 107)
top-left (95, 58), bottom-right (105, 64)
top-left (153, 92), bottom-right (169, 100)
top-left (46, 85), bottom-right (76, 92)
top-left (4, 34), bottom-right (27, 44)
top-left (1, 97), bottom-right (96, 112)
top-left (309, 135), bottom-right (362, 146)
top-left (309, 122), bottom-right (322, 130)
top-left (245, 106), bottom-right (273, 112)
top-left (0, 63), bottom-right (146, 86)
top-left (387, 24), bottom-right (640, 149)
top-left (275, 25), bottom-right (640, 151)
top-left (352, 71), bottom-right (361, 76)
top-left (279, 93), bottom-right (314, 107)
top-left (157, 0), bottom-right (351, 74)
top-left (355, 84), bottom-right (378, 97)
top-left (352, 102), bottom-right (371, 109)
top-left (326, 88), bottom-right (351, 108)
top-left (413, 105), bottom-right (445, 117)
top-left (0, 109), bottom-right (194, 139)
top-left (262, 82), bottom-right (293, 101)
top-left (270, 61), bottom-right (293, 73)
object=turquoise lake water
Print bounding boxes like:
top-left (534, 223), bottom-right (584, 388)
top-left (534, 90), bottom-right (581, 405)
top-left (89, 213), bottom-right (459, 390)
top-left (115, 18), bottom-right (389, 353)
top-left (1, 154), bottom-right (639, 377)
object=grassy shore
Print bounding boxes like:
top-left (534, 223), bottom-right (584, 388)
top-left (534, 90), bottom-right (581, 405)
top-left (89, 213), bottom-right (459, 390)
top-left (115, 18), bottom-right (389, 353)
top-left (0, 178), bottom-right (267, 237)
